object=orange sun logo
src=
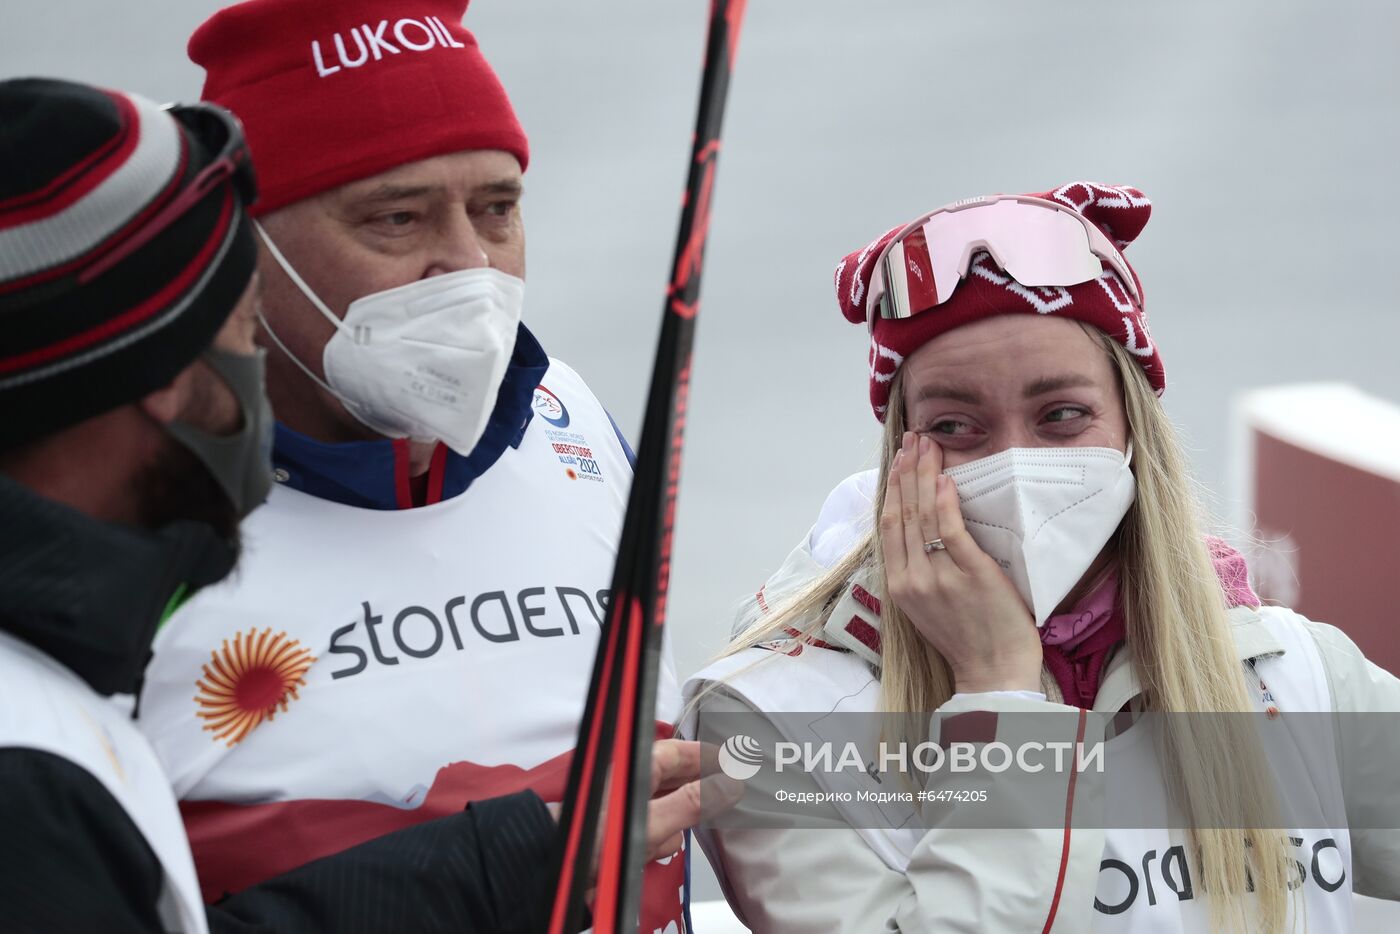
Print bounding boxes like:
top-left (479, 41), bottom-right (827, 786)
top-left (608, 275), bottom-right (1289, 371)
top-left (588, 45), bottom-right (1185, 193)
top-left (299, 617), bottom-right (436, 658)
top-left (194, 629), bottom-right (316, 747)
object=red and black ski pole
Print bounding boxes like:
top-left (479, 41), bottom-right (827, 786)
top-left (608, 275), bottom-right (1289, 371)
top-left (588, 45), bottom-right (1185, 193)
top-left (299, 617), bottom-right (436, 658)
top-left (547, 2), bottom-right (749, 932)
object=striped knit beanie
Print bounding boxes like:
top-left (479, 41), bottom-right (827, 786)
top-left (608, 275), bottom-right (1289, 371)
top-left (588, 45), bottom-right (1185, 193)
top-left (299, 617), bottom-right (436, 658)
top-left (0, 78), bottom-right (258, 450)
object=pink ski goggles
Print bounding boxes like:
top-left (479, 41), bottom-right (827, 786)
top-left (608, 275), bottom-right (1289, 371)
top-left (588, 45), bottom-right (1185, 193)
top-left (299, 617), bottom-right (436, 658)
top-left (866, 194), bottom-right (1142, 330)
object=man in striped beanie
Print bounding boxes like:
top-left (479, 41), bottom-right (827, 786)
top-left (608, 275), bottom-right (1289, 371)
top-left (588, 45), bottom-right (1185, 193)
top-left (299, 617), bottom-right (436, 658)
top-left (0, 75), bottom-right (273, 931)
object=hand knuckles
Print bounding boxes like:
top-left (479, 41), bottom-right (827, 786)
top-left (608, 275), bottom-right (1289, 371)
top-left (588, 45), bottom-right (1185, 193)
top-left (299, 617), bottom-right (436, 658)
top-left (680, 780), bottom-right (704, 818)
top-left (901, 505), bottom-right (920, 523)
top-left (655, 740), bottom-right (680, 774)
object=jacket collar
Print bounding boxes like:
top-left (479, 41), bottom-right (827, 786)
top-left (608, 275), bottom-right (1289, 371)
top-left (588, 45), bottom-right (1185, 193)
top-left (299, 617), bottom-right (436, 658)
top-left (1093, 605), bottom-right (1283, 713)
top-left (270, 323), bottom-right (549, 510)
top-left (0, 475), bottom-right (235, 696)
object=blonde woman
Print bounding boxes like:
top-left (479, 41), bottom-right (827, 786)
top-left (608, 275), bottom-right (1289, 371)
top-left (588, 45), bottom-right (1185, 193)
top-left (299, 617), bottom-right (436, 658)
top-left (683, 182), bottom-right (1400, 932)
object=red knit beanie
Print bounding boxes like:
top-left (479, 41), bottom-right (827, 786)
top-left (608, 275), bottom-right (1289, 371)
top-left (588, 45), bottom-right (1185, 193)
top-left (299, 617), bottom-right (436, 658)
top-left (834, 181), bottom-right (1162, 420)
top-left (190, 0), bottom-right (529, 217)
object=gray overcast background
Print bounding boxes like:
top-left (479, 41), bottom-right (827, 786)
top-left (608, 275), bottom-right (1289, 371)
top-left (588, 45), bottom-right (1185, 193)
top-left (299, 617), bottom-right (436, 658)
top-left (5, 0), bottom-right (1399, 919)
top-left (5, 0), bottom-right (1397, 688)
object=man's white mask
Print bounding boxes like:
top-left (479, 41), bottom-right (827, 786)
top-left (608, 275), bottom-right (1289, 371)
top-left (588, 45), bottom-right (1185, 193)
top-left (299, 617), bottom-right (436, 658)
top-left (944, 445), bottom-right (1136, 626)
top-left (254, 222), bottom-right (524, 455)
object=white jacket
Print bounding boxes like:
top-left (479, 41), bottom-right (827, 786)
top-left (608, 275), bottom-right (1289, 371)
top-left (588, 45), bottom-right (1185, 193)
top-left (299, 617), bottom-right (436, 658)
top-left (683, 473), bottom-right (1400, 933)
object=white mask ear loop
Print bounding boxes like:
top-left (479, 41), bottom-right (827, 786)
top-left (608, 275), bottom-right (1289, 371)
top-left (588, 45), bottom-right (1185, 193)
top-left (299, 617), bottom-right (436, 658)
top-left (251, 221), bottom-right (358, 406)
top-left (253, 220), bottom-right (353, 336)
top-left (255, 304), bottom-right (343, 401)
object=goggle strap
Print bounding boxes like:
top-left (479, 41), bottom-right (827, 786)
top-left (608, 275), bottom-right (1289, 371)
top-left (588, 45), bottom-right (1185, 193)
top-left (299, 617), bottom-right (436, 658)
top-left (1100, 248), bottom-right (1140, 304)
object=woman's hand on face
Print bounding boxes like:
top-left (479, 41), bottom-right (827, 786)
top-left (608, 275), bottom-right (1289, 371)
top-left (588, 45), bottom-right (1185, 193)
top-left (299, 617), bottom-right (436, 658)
top-left (880, 432), bottom-right (1043, 695)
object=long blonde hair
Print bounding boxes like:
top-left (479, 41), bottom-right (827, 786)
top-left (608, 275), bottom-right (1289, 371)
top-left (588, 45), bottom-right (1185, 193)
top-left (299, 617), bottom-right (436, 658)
top-left (707, 328), bottom-right (1296, 932)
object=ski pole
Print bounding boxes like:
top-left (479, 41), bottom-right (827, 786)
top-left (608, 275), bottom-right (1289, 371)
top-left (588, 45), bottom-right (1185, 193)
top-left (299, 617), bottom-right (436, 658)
top-left (547, 3), bottom-right (749, 931)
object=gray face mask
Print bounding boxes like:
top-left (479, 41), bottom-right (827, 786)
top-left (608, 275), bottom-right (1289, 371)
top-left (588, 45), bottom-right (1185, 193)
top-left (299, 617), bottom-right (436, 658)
top-left (165, 347), bottom-right (275, 520)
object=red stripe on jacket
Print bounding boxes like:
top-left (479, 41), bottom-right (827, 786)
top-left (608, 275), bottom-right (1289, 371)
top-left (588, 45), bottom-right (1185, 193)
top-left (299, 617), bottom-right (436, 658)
top-left (181, 721), bottom-right (686, 929)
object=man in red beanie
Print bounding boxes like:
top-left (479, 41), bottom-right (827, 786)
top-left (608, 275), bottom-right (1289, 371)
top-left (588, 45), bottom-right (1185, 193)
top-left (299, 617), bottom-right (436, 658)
top-left (134, 1), bottom-right (693, 930)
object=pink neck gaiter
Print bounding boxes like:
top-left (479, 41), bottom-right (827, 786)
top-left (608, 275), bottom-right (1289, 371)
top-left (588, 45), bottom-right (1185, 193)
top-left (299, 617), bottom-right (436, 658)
top-left (1039, 536), bottom-right (1259, 708)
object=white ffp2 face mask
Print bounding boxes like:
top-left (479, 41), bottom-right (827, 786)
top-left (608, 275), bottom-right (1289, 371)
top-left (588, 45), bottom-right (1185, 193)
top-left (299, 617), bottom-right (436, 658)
top-left (255, 222), bottom-right (524, 455)
top-left (944, 445), bottom-right (1136, 626)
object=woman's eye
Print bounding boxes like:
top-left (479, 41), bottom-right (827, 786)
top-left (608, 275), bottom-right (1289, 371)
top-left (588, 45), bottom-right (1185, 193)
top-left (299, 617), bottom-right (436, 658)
top-left (1042, 407), bottom-right (1089, 425)
top-left (927, 419), bottom-right (974, 436)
